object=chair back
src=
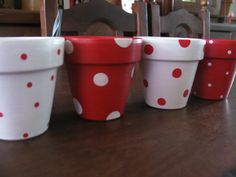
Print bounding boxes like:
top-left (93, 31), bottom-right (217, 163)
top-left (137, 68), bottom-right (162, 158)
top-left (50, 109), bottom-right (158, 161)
top-left (148, 0), bottom-right (210, 38)
top-left (40, 0), bottom-right (149, 36)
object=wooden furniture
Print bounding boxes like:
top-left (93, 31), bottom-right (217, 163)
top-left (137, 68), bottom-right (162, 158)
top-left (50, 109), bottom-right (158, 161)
top-left (156, 0), bottom-right (174, 15)
top-left (173, 0), bottom-right (236, 39)
top-left (40, 0), bottom-right (149, 36)
top-left (220, 0), bottom-right (234, 17)
top-left (0, 9), bottom-right (40, 36)
top-left (61, 0), bottom-right (140, 36)
top-left (149, 0), bottom-right (210, 38)
top-left (40, 0), bottom-right (212, 38)
top-left (1, 66), bottom-right (236, 177)
top-left (212, 0), bottom-right (236, 39)
top-left (2, 2), bottom-right (236, 176)
top-left (210, 22), bottom-right (236, 39)
top-left (40, 0), bottom-right (57, 36)
top-left (174, 0), bottom-right (221, 16)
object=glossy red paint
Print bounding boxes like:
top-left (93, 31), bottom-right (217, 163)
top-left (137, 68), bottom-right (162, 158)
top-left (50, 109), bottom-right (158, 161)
top-left (193, 39), bottom-right (236, 100)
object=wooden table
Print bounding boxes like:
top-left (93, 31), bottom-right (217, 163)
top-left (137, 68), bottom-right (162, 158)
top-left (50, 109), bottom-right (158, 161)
top-left (1, 66), bottom-right (236, 177)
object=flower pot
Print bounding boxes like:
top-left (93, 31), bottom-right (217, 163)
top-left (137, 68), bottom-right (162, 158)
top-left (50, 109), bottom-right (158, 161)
top-left (64, 36), bottom-right (142, 121)
top-left (0, 37), bottom-right (64, 141)
top-left (140, 37), bottom-right (206, 109)
top-left (193, 39), bottom-right (236, 100)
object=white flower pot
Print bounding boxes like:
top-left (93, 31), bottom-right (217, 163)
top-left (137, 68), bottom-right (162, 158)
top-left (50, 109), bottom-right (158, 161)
top-left (140, 37), bottom-right (206, 109)
top-left (0, 37), bottom-right (64, 140)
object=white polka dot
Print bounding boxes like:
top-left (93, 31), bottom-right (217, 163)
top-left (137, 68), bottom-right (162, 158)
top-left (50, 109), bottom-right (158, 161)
top-left (131, 66), bottom-right (135, 78)
top-left (65, 40), bottom-right (74, 54)
top-left (209, 40), bottom-right (214, 44)
top-left (208, 83), bottom-right (212, 87)
top-left (226, 71), bottom-right (230, 75)
top-left (93, 73), bottom-right (109, 87)
top-left (114, 38), bottom-right (132, 48)
top-left (73, 98), bottom-right (83, 115)
top-left (227, 50), bottom-right (232, 55)
top-left (193, 91), bottom-right (197, 95)
top-left (220, 95), bottom-right (224, 99)
top-left (207, 62), bottom-right (212, 67)
top-left (106, 111), bottom-right (121, 120)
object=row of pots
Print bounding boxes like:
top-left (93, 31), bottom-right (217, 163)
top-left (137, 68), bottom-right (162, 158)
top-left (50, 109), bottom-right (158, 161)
top-left (0, 36), bottom-right (235, 141)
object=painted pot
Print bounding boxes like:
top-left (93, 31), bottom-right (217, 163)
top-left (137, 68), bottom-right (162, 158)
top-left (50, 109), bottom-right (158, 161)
top-left (0, 37), bottom-right (64, 141)
top-left (64, 36), bottom-right (142, 121)
top-left (193, 39), bottom-right (236, 100)
top-left (140, 37), bottom-right (206, 109)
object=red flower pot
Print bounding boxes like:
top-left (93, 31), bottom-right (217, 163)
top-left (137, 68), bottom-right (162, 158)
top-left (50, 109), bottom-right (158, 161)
top-left (193, 39), bottom-right (236, 100)
top-left (64, 36), bottom-right (142, 121)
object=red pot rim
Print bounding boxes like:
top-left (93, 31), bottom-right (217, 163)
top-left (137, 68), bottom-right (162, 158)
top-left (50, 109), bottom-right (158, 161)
top-left (64, 36), bottom-right (142, 64)
top-left (205, 39), bottom-right (236, 59)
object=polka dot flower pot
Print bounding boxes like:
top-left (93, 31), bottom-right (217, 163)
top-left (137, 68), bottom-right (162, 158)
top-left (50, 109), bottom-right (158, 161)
top-left (140, 37), bottom-right (206, 109)
top-left (64, 36), bottom-right (142, 121)
top-left (0, 37), bottom-right (64, 141)
top-left (193, 39), bottom-right (236, 100)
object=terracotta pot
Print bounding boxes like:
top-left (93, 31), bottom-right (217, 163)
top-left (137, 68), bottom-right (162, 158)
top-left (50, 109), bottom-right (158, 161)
top-left (64, 36), bottom-right (142, 121)
top-left (193, 39), bottom-right (236, 100)
top-left (0, 37), bottom-right (64, 141)
top-left (140, 37), bottom-right (206, 109)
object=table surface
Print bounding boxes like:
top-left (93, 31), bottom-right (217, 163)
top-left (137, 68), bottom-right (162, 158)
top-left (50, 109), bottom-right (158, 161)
top-left (1, 66), bottom-right (236, 177)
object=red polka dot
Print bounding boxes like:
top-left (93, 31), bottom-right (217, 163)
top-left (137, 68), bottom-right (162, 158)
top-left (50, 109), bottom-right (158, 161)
top-left (27, 82), bottom-right (32, 88)
top-left (143, 80), bottom-right (148, 87)
top-left (23, 133), bottom-right (29, 139)
top-left (57, 49), bottom-right (61, 55)
top-left (51, 75), bottom-right (54, 81)
top-left (157, 98), bottom-right (166, 106)
top-left (172, 68), bottom-right (182, 78)
top-left (183, 89), bottom-right (189, 97)
top-left (21, 53), bottom-right (28, 60)
top-left (144, 44), bottom-right (154, 55)
top-left (34, 102), bottom-right (40, 108)
top-left (179, 39), bottom-right (191, 48)
top-left (0, 112), bottom-right (3, 118)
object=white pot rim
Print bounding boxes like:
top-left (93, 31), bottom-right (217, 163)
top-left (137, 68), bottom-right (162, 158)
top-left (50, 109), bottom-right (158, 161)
top-left (0, 36), bottom-right (62, 41)
top-left (138, 36), bottom-right (206, 61)
top-left (137, 36), bottom-right (204, 41)
top-left (0, 37), bottom-right (64, 73)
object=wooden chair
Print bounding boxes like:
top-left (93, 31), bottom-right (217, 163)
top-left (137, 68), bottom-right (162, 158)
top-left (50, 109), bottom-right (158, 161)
top-left (148, 0), bottom-right (210, 38)
top-left (39, 0), bottom-right (150, 102)
top-left (40, 0), bottom-right (149, 37)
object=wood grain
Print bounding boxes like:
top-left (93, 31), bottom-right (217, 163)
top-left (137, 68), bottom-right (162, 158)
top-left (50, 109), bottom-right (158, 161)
top-left (1, 66), bottom-right (236, 177)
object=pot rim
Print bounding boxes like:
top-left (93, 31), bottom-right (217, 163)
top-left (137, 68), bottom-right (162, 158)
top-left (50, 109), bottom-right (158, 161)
top-left (139, 36), bottom-right (206, 61)
top-left (64, 36), bottom-right (142, 64)
top-left (204, 38), bottom-right (236, 59)
top-left (0, 37), bottom-right (64, 73)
